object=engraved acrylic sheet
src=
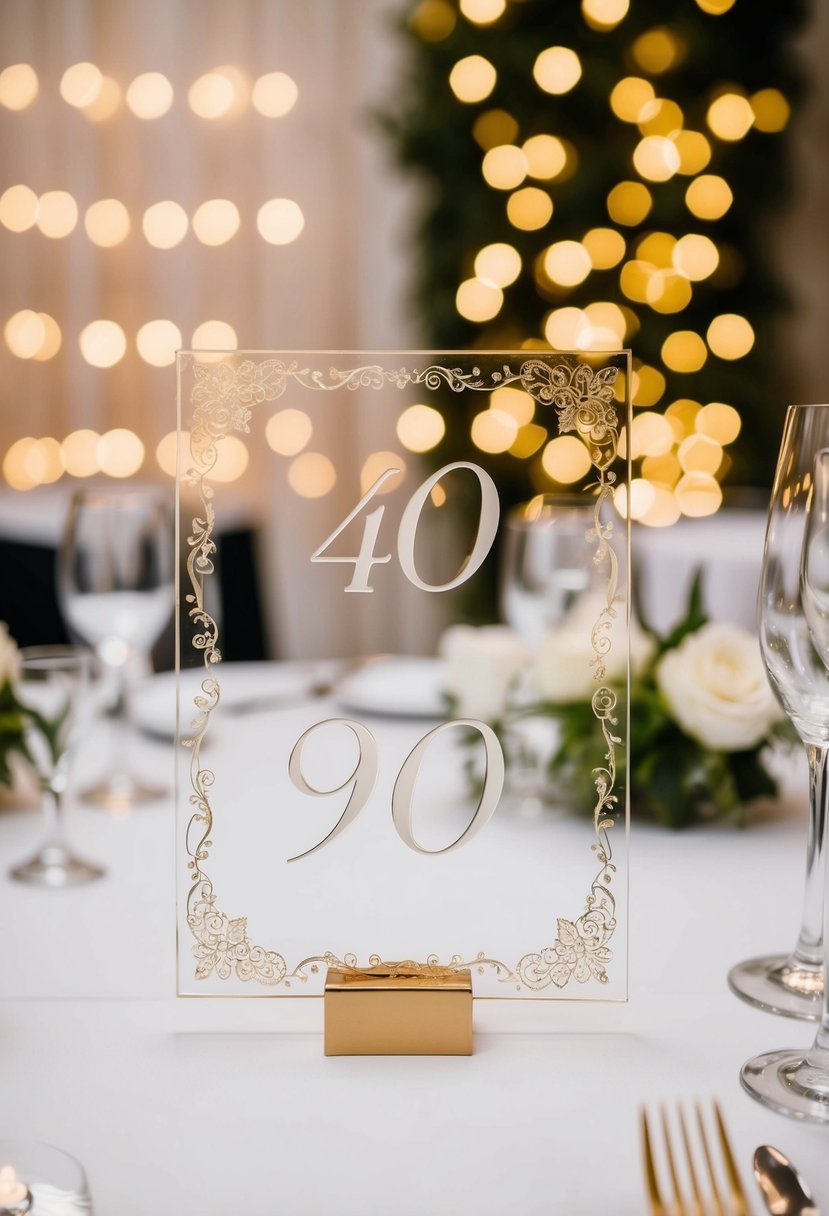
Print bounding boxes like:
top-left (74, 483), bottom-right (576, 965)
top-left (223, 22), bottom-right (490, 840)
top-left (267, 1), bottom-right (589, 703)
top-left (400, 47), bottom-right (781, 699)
top-left (175, 351), bottom-right (630, 1001)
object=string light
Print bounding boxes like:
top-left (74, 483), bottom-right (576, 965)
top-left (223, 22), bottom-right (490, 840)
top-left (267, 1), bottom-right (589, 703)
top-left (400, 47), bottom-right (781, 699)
top-left (696, 401), bottom-right (741, 444)
top-left (210, 435), bottom-right (250, 483)
top-left (474, 242), bottom-right (522, 286)
top-left (82, 77), bottom-right (121, 121)
top-left (672, 130), bottom-right (712, 175)
top-left (609, 77), bottom-right (655, 123)
top-left (706, 313), bottom-right (754, 359)
top-left (541, 435), bottom-right (592, 482)
top-left (706, 92), bottom-right (754, 141)
top-left (32, 313), bottom-right (62, 361)
top-left (192, 199), bottom-right (240, 245)
top-left (672, 233), bottom-right (719, 280)
top-left (521, 134), bottom-right (568, 180)
top-left (396, 404), bottom-right (446, 453)
top-left (751, 88), bottom-right (790, 132)
top-left (79, 320), bottom-right (127, 368)
top-left (490, 387), bottom-right (535, 426)
top-left (582, 0), bottom-right (630, 30)
top-left (533, 47), bottom-right (582, 95)
top-left (252, 72), bottom-right (298, 117)
top-left (449, 55), bottom-right (497, 103)
top-left (85, 198), bottom-right (130, 246)
top-left (675, 470), bottom-right (722, 516)
top-left (456, 278), bottom-right (504, 322)
top-left (288, 452), bottom-right (336, 498)
top-left (633, 135), bottom-right (680, 181)
top-left (5, 310), bottom-right (46, 359)
top-left (506, 187), bottom-right (553, 230)
top-left (360, 452), bottom-right (406, 495)
top-left (97, 429), bottom-right (145, 477)
top-left (632, 28), bottom-right (684, 74)
top-left (637, 99), bottom-right (683, 138)
top-left (191, 320), bottom-right (238, 350)
top-left (257, 198), bottom-right (304, 244)
top-left (60, 63), bottom-right (103, 109)
top-left (62, 430), bottom-right (101, 478)
top-left (0, 64), bottom-right (39, 110)
top-left (607, 181), bottom-right (652, 225)
top-left (0, 184), bottom-right (39, 232)
top-left (460, 0), bottom-right (507, 24)
top-left (685, 174), bottom-right (733, 219)
top-left (126, 72), bottom-right (174, 119)
top-left (482, 144), bottom-right (528, 190)
top-left (36, 191), bottom-right (78, 239)
top-left (583, 227), bottom-right (626, 269)
top-left (265, 409), bottom-right (314, 456)
top-left (409, 0), bottom-right (457, 40)
top-left (136, 319), bottom-right (182, 367)
top-left (473, 109), bottom-right (519, 149)
top-left (188, 70), bottom-right (236, 118)
top-left (661, 330), bottom-right (707, 372)
top-left (143, 200), bottom-right (188, 248)
top-left (544, 240), bottom-right (591, 286)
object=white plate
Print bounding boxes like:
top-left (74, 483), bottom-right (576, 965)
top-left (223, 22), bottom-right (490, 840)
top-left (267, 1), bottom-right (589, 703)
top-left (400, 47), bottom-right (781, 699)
top-left (133, 662), bottom-right (326, 740)
top-left (335, 656), bottom-right (447, 719)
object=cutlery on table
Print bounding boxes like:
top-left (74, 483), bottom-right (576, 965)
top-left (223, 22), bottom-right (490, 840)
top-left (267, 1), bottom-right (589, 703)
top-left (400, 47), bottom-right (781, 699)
top-left (754, 1145), bottom-right (820, 1216)
top-left (641, 1100), bottom-right (751, 1215)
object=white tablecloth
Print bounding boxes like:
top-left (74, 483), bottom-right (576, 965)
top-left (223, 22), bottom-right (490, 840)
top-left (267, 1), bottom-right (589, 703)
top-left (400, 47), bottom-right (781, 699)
top-left (1, 668), bottom-right (827, 1215)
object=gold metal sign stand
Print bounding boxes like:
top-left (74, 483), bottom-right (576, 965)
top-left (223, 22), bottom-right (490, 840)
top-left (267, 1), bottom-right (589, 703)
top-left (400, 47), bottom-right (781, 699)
top-left (324, 965), bottom-right (473, 1056)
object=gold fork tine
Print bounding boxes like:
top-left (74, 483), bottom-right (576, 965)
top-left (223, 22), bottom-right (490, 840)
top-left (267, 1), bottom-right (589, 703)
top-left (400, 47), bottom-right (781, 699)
top-left (713, 1102), bottom-right (751, 1216)
top-left (677, 1105), bottom-right (705, 1216)
top-left (641, 1108), bottom-right (668, 1216)
top-left (696, 1102), bottom-right (725, 1216)
top-left (661, 1106), bottom-right (689, 1216)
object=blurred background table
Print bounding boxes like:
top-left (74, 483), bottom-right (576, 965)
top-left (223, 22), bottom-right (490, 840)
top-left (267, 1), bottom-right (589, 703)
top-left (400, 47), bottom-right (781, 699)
top-left (0, 669), bottom-right (826, 1216)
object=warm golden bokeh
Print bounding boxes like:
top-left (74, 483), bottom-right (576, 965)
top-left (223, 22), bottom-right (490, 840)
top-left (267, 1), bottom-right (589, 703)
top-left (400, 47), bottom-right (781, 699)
top-left (607, 181), bottom-right (652, 225)
top-left (143, 200), bottom-right (189, 249)
top-left (609, 76), bottom-right (654, 123)
top-left (456, 278), bottom-right (504, 322)
top-left (266, 409), bottom-right (314, 457)
top-left (126, 72), bottom-right (174, 119)
top-left (79, 321), bottom-right (127, 368)
top-left (257, 198), bottom-right (305, 244)
top-left (449, 55), bottom-right (497, 103)
top-left (0, 63), bottom-right (39, 110)
top-left (541, 435), bottom-right (592, 483)
top-left (506, 187), bottom-right (553, 230)
top-left (533, 47), bottom-right (582, 95)
top-left (36, 191), bottom-right (78, 239)
top-left (396, 404), bottom-right (446, 453)
top-left (252, 72), bottom-right (298, 118)
top-left (85, 198), bottom-right (131, 247)
top-left (482, 144), bottom-right (528, 190)
top-left (685, 174), bottom-right (733, 220)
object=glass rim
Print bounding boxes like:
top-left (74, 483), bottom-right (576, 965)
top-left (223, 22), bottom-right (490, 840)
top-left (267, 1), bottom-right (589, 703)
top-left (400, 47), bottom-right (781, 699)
top-left (505, 492), bottom-right (596, 529)
top-left (68, 485), bottom-right (169, 508)
top-left (0, 1137), bottom-right (88, 1178)
top-left (18, 644), bottom-right (92, 669)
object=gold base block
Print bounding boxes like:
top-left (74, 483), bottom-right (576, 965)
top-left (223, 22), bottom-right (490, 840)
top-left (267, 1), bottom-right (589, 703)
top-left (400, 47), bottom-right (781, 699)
top-left (324, 966), bottom-right (473, 1056)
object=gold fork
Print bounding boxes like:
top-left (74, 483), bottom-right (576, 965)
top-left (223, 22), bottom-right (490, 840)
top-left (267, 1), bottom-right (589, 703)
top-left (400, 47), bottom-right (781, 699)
top-left (641, 1101), bottom-right (752, 1216)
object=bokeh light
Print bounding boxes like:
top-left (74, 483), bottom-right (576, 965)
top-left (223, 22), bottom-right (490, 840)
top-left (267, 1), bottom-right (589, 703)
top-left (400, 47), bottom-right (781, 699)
top-left (607, 181), bottom-right (652, 225)
top-left (521, 134), bottom-right (568, 179)
top-left (82, 76), bottom-right (121, 122)
top-left (360, 451), bottom-right (406, 495)
top-left (491, 386), bottom-right (535, 426)
top-left (191, 320), bottom-right (238, 350)
top-left (506, 187), bottom-right (553, 230)
top-left (706, 313), bottom-right (755, 359)
top-left (397, 403), bottom-right (446, 452)
top-left (544, 240), bottom-right (591, 286)
top-left (265, 408), bottom-right (314, 456)
top-left (143, 200), bottom-right (189, 249)
top-left (675, 471), bottom-right (722, 516)
top-left (79, 320), bottom-right (127, 368)
top-left (155, 430), bottom-right (188, 479)
top-left (633, 135), bottom-right (680, 181)
top-left (638, 483), bottom-right (681, 527)
top-left (97, 429), bottom-right (145, 477)
top-left (583, 227), bottom-right (626, 269)
top-left (31, 313), bottom-right (62, 361)
top-left (751, 88), bottom-right (790, 133)
top-left (210, 434), bottom-right (249, 483)
top-left (685, 175), bottom-right (733, 220)
top-left (474, 242), bottom-right (521, 287)
top-left (136, 319), bottom-right (182, 367)
top-left (62, 430), bottom-right (100, 478)
top-left (257, 198), bottom-right (305, 244)
top-left (545, 307), bottom-right (590, 349)
top-left (448, 55), bottom-right (497, 103)
top-left (0, 184), bottom-right (39, 232)
top-left (707, 92), bottom-right (754, 141)
top-left (542, 435), bottom-right (592, 483)
top-left (672, 130), bottom-right (712, 175)
top-left (252, 72), bottom-right (298, 117)
top-left (678, 432), bottom-right (723, 474)
top-left (482, 144), bottom-right (528, 190)
top-left (696, 401), bottom-right (741, 444)
top-left (36, 191), bottom-right (78, 239)
top-left (460, 0), bottom-right (506, 24)
top-left (188, 71), bottom-right (236, 118)
top-left (85, 198), bottom-right (130, 246)
top-left (672, 233), bottom-right (719, 280)
top-left (410, 0), bottom-right (457, 40)
top-left (632, 27), bottom-right (684, 74)
top-left (0, 63), bottom-right (39, 110)
top-left (646, 269), bottom-right (692, 314)
top-left (5, 310), bottom-right (46, 359)
top-left (534, 47), bottom-right (582, 95)
top-left (582, 0), bottom-right (629, 29)
top-left (661, 330), bottom-right (707, 372)
top-left (192, 198), bottom-right (240, 245)
top-left (456, 278), bottom-right (503, 322)
top-left (473, 109), bottom-right (519, 150)
top-left (288, 452), bottom-right (337, 498)
top-left (695, 0), bottom-right (736, 11)
top-left (60, 62), bottom-right (103, 109)
top-left (126, 72), bottom-right (173, 119)
top-left (3, 438), bottom-right (39, 491)
top-left (632, 365), bottom-right (666, 406)
top-left (471, 409), bottom-right (519, 453)
top-left (610, 77), bottom-right (654, 123)
top-left (630, 412), bottom-right (674, 457)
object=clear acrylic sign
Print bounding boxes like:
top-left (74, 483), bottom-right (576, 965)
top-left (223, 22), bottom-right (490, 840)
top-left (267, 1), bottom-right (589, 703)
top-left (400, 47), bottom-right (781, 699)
top-left (176, 351), bottom-right (630, 1000)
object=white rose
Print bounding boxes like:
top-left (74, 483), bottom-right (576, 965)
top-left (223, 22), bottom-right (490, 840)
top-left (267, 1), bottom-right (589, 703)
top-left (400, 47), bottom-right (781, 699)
top-left (0, 621), bottom-right (20, 688)
top-left (534, 593), bottom-right (654, 703)
top-left (440, 624), bottom-right (528, 723)
top-left (656, 621), bottom-right (782, 751)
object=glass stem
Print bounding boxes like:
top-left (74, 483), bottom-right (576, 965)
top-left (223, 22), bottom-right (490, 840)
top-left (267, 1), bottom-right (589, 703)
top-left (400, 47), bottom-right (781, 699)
top-left (109, 659), bottom-right (133, 776)
top-left (804, 745), bottom-right (829, 1075)
top-left (792, 744), bottom-right (828, 971)
top-left (41, 786), bottom-right (66, 849)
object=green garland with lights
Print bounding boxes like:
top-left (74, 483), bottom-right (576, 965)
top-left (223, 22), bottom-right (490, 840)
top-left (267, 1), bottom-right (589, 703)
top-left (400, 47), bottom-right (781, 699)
top-left (382, 0), bottom-right (806, 514)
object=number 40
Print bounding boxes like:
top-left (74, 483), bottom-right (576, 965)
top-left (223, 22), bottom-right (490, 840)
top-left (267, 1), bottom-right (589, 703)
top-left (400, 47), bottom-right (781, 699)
top-left (310, 461), bottom-right (500, 593)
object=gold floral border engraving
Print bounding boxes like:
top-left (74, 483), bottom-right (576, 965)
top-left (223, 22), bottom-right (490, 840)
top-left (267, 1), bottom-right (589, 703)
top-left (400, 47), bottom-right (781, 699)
top-left (181, 356), bottom-right (626, 994)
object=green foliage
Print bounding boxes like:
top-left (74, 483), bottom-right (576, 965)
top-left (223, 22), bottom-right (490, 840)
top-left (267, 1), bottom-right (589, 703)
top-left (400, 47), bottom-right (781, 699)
top-left (382, 0), bottom-right (806, 487)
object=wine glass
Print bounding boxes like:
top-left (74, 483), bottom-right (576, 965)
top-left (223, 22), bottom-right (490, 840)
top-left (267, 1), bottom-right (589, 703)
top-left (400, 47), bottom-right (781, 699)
top-left (498, 495), bottom-right (604, 811)
top-left (499, 494), bottom-right (601, 648)
top-left (740, 404), bottom-right (829, 1121)
top-left (9, 646), bottom-right (104, 887)
top-left (728, 404), bottom-right (826, 1020)
top-left (58, 487), bottom-right (174, 810)
top-left (0, 1139), bottom-right (92, 1212)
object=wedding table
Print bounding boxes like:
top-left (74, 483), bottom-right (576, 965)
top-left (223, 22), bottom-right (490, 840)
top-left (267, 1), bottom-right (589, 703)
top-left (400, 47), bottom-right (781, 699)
top-left (1, 663), bottom-right (827, 1215)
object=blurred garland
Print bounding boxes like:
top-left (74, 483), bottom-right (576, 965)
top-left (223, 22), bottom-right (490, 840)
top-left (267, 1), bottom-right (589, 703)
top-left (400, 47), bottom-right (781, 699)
top-left (381, 0), bottom-right (806, 498)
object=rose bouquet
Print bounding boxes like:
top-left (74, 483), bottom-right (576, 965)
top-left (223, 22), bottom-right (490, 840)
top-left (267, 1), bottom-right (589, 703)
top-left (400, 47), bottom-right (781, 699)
top-left (441, 576), bottom-right (791, 828)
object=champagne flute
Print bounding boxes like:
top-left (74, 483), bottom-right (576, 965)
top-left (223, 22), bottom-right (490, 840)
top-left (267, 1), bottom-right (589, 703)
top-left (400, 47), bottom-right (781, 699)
top-left (728, 405), bottom-right (827, 1021)
top-left (58, 487), bottom-right (174, 810)
top-left (740, 405), bottom-right (829, 1122)
top-left (9, 646), bottom-right (104, 887)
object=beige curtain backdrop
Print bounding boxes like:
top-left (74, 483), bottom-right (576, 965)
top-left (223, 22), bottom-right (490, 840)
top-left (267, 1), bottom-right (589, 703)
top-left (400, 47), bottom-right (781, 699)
top-left (0, 0), bottom-right (452, 658)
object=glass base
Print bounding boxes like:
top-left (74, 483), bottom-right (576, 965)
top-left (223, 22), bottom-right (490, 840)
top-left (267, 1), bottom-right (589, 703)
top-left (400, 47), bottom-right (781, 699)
top-left (81, 772), bottom-right (169, 811)
top-left (10, 843), bottom-right (105, 888)
top-left (741, 1047), bottom-right (829, 1123)
top-left (728, 953), bottom-right (823, 1021)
